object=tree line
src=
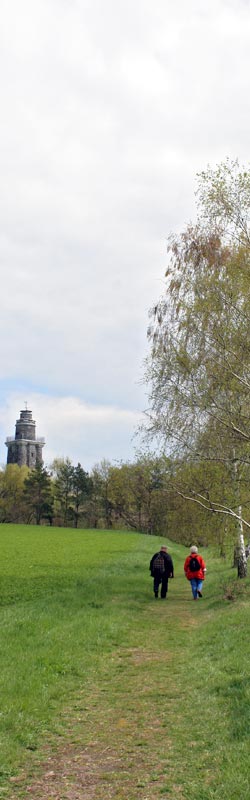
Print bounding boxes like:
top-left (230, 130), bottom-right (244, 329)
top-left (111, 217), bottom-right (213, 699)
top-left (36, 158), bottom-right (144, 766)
top-left (0, 454), bottom-right (244, 557)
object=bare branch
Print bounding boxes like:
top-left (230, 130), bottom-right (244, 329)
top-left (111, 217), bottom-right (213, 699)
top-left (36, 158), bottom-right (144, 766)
top-left (170, 484), bottom-right (250, 529)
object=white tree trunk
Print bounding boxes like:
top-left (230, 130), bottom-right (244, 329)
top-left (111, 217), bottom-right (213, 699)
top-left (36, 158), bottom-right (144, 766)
top-left (233, 454), bottom-right (247, 578)
top-left (236, 505), bottom-right (247, 578)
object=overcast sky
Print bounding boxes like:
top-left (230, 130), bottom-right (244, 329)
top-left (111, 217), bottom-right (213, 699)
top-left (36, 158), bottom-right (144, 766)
top-left (0, 0), bottom-right (249, 471)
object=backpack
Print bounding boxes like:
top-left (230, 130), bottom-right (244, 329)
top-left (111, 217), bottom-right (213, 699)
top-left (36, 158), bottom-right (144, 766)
top-left (189, 556), bottom-right (200, 572)
top-left (153, 553), bottom-right (165, 574)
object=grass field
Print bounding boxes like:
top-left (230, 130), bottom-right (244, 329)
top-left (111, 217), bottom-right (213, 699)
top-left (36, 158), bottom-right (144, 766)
top-left (0, 524), bottom-right (250, 799)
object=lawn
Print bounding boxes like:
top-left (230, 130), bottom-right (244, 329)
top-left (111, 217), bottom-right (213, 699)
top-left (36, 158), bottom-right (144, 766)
top-left (0, 524), bottom-right (249, 799)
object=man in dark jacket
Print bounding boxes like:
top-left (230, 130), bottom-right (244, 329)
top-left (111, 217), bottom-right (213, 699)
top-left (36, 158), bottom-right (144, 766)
top-left (149, 545), bottom-right (174, 599)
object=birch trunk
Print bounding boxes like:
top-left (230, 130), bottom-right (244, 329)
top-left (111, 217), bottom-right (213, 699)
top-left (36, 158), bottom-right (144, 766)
top-left (233, 454), bottom-right (247, 578)
top-left (236, 505), bottom-right (247, 578)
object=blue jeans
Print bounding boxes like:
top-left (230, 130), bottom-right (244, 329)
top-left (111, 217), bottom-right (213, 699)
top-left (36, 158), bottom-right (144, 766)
top-left (190, 578), bottom-right (203, 599)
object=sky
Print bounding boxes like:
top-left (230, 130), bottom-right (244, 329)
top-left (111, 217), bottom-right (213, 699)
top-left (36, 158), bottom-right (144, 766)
top-left (0, 0), bottom-right (250, 472)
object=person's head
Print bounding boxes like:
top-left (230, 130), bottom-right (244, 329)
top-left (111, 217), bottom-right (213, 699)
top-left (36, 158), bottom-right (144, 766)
top-left (161, 545), bottom-right (167, 552)
top-left (190, 545), bottom-right (198, 554)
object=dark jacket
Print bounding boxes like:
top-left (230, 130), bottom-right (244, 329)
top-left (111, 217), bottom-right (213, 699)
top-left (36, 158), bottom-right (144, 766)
top-left (150, 551), bottom-right (174, 578)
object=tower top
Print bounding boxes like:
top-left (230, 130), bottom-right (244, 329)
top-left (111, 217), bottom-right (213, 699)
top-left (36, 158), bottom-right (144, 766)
top-left (5, 407), bottom-right (45, 467)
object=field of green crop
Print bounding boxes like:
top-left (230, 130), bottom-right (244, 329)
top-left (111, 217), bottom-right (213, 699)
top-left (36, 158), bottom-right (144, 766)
top-left (0, 524), bottom-right (250, 799)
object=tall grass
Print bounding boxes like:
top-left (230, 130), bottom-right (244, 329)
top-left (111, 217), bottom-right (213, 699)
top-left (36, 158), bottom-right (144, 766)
top-left (0, 524), bottom-right (249, 799)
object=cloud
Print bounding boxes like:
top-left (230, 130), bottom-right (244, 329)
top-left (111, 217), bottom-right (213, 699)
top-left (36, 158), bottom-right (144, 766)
top-left (0, 0), bottom-right (250, 467)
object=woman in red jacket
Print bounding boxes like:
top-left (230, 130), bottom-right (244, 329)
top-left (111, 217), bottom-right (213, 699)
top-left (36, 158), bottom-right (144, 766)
top-left (184, 546), bottom-right (206, 600)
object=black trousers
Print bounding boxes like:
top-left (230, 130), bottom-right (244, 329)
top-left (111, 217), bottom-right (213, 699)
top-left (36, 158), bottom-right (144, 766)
top-left (153, 571), bottom-right (169, 598)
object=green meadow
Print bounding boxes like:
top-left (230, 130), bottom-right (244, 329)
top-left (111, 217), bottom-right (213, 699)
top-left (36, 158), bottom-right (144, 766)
top-left (0, 524), bottom-right (250, 799)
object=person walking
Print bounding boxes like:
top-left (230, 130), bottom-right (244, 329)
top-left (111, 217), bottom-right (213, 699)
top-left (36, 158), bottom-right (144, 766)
top-left (150, 545), bottom-right (174, 599)
top-left (184, 545), bottom-right (206, 600)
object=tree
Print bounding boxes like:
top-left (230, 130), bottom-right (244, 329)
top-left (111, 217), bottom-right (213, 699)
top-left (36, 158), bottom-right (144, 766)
top-left (91, 460), bottom-right (113, 529)
top-left (144, 160), bottom-right (250, 576)
top-left (23, 463), bottom-right (54, 525)
top-left (72, 463), bottom-right (93, 528)
top-left (51, 458), bottom-right (74, 526)
top-left (108, 456), bottom-right (171, 534)
top-left (86, 457), bottom-right (168, 533)
top-left (0, 464), bottom-right (29, 522)
top-left (82, 464), bottom-right (103, 528)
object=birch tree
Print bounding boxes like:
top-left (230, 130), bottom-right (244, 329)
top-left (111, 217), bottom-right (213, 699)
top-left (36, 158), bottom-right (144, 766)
top-left (145, 160), bottom-right (250, 576)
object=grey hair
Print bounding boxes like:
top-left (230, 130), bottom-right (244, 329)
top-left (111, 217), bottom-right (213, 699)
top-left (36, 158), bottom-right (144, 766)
top-left (190, 545), bottom-right (198, 554)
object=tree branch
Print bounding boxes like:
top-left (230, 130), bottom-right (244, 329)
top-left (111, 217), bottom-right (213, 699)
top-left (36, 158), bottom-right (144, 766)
top-left (170, 484), bottom-right (250, 529)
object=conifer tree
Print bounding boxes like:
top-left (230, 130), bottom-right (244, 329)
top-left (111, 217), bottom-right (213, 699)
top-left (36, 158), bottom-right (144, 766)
top-left (23, 463), bottom-right (53, 525)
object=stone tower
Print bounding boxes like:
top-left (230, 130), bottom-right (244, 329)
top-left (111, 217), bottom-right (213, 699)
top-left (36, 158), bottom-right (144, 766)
top-left (5, 407), bottom-right (45, 467)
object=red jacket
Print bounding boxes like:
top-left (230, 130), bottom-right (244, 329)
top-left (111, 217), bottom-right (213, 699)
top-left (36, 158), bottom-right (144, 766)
top-left (184, 553), bottom-right (206, 581)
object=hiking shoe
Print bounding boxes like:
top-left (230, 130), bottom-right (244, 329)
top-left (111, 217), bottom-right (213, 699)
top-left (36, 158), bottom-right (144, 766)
top-left (154, 593), bottom-right (158, 598)
top-left (198, 590), bottom-right (203, 597)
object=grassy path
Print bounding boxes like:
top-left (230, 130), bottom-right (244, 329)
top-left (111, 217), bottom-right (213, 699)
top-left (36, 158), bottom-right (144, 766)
top-left (0, 526), bottom-right (249, 799)
top-left (8, 584), bottom-right (250, 800)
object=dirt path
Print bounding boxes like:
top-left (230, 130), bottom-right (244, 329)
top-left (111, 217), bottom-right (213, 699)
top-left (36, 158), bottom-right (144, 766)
top-left (9, 595), bottom-right (198, 800)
